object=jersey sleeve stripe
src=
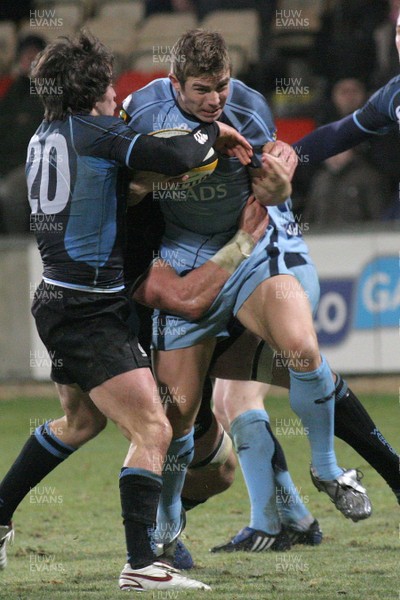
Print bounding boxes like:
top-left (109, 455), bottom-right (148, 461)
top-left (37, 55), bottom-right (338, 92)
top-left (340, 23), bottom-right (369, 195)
top-left (125, 133), bottom-right (141, 166)
top-left (352, 111), bottom-right (382, 135)
top-left (388, 89), bottom-right (400, 121)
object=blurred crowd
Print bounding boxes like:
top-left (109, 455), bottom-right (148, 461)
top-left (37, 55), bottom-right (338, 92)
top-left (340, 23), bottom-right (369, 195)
top-left (0, 0), bottom-right (399, 234)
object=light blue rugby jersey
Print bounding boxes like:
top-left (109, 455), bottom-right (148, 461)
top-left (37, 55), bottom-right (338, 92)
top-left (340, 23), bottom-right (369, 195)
top-left (123, 77), bottom-right (308, 257)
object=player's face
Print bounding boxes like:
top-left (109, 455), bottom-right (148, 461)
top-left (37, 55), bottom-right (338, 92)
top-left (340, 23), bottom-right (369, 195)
top-left (170, 71), bottom-right (230, 122)
top-left (92, 85), bottom-right (117, 116)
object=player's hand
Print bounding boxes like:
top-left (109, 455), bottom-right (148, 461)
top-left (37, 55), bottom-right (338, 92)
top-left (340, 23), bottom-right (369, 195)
top-left (250, 152), bottom-right (292, 206)
top-left (263, 140), bottom-right (298, 181)
top-left (238, 194), bottom-right (269, 244)
top-left (128, 171), bottom-right (189, 205)
top-left (214, 121), bottom-right (253, 165)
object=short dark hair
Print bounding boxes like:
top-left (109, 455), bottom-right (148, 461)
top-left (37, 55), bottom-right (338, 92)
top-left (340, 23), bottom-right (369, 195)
top-left (171, 29), bottom-right (231, 84)
top-left (30, 31), bottom-right (113, 121)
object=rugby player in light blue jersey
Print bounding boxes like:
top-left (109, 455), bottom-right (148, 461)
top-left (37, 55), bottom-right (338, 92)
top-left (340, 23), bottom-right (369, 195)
top-left (208, 27), bottom-right (400, 549)
top-left (198, 7), bottom-right (400, 554)
top-left (122, 29), bottom-right (371, 558)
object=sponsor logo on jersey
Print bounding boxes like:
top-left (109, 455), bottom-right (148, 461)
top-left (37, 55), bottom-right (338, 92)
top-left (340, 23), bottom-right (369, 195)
top-left (193, 131), bottom-right (208, 144)
top-left (395, 104), bottom-right (400, 126)
top-left (285, 221), bottom-right (304, 237)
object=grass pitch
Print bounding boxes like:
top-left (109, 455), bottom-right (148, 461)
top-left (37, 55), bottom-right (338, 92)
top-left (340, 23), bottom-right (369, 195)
top-left (0, 391), bottom-right (398, 600)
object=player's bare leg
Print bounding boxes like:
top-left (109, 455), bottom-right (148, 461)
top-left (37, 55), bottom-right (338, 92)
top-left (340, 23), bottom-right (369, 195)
top-left (0, 384), bottom-right (107, 539)
top-left (152, 340), bottom-right (216, 545)
top-left (237, 274), bottom-right (338, 475)
top-left (51, 383), bottom-right (107, 446)
top-left (0, 383), bottom-right (107, 570)
top-left (182, 408), bottom-right (236, 503)
top-left (89, 368), bottom-right (171, 471)
top-left (89, 370), bottom-right (214, 590)
top-left (237, 274), bottom-right (371, 521)
top-left (153, 340), bottom-right (216, 438)
top-left (92, 371), bottom-right (211, 590)
top-left (213, 379), bottom-right (268, 427)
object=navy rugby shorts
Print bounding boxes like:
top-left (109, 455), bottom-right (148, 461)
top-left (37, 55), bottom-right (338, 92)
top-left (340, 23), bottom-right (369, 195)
top-left (31, 281), bottom-right (150, 392)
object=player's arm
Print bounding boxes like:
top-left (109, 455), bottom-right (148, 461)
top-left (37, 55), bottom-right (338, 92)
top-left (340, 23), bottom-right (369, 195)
top-left (292, 114), bottom-right (372, 165)
top-left (127, 121), bottom-right (254, 205)
top-left (293, 80), bottom-right (400, 164)
top-left (84, 117), bottom-right (252, 176)
top-left (248, 140), bottom-right (297, 206)
top-left (130, 121), bottom-right (252, 174)
top-left (132, 195), bottom-right (269, 321)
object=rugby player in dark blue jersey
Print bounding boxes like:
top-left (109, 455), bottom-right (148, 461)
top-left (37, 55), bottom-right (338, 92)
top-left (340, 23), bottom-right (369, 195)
top-left (294, 9), bottom-right (400, 165)
top-left (0, 32), bottom-right (265, 592)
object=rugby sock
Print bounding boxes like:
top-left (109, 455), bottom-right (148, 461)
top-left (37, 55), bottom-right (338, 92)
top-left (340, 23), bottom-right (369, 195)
top-left (267, 425), bottom-right (314, 531)
top-left (119, 468), bottom-right (162, 569)
top-left (275, 470), bottom-right (312, 529)
top-left (0, 421), bottom-right (76, 525)
top-left (155, 430), bottom-right (194, 544)
top-left (231, 410), bottom-right (280, 535)
top-left (334, 374), bottom-right (400, 502)
top-left (267, 424), bottom-right (312, 529)
top-left (289, 355), bottom-right (342, 481)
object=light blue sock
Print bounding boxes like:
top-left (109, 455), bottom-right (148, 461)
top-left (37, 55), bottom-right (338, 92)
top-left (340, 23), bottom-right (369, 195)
top-left (231, 410), bottom-right (280, 535)
top-left (155, 429), bottom-right (194, 544)
top-left (289, 354), bottom-right (342, 480)
top-left (275, 469), bottom-right (313, 529)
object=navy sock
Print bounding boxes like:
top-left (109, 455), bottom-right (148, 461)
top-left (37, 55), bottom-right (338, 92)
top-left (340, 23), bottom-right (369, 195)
top-left (334, 374), bottom-right (400, 501)
top-left (0, 422), bottom-right (75, 525)
top-left (119, 468), bottom-right (162, 569)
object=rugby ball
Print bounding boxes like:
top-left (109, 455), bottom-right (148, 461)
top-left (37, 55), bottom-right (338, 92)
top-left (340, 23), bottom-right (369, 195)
top-left (151, 128), bottom-right (218, 189)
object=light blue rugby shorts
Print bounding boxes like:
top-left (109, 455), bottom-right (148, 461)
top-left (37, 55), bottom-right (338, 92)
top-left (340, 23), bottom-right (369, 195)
top-left (151, 227), bottom-right (317, 351)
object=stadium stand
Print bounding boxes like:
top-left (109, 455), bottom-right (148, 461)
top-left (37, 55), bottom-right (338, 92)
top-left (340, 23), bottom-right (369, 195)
top-left (271, 0), bottom-right (323, 51)
top-left (200, 9), bottom-right (260, 63)
top-left (96, 0), bottom-right (145, 27)
top-left (0, 21), bottom-right (17, 74)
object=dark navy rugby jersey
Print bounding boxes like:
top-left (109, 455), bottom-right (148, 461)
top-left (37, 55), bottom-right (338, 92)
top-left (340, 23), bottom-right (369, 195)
top-left (26, 114), bottom-right (219, 291)
top-left (295, 74), bottom-right (400, 164)
top-left (354, 74), bottom-right (400, 134)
